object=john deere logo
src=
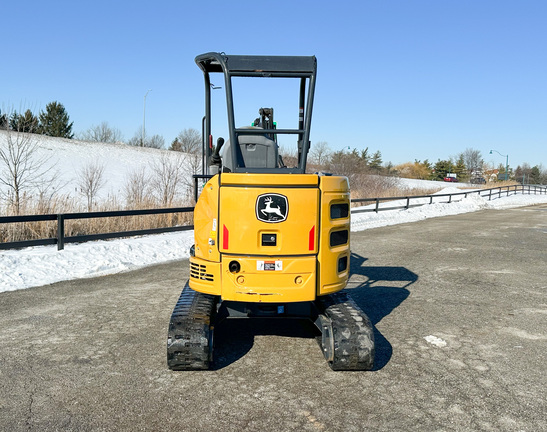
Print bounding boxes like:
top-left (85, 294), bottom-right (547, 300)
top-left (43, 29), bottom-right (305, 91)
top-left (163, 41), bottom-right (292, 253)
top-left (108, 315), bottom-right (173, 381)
top-left (256, 194), bottom-right (288, 223)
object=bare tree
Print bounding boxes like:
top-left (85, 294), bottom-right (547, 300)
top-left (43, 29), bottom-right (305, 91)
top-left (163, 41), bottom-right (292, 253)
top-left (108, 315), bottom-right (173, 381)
top-left (309, 140), bottom-right (331, 167)
top-left (169, 129), bottom-right (202, 200)
top-left (278, 144), bottom-right (298, 168)
top-left (127, 130), bottom-right (165, 149)
top-left (461, 148), bottom-right (484, 176)
top-left (150, 153), bottom-right (186, 207)
top-left (77, 161), bottom-right (106, 211)
top-left (170, 128), bottom-right (201, 153)
top-left (124, 167), bottom-right (151, 208)
top-left (147, 134), bottom-right (165, 149)
top-left (80, 122), bottom-right (123, 143)
top-left (180, 153), bottom-right (202, 202)
top-left (127, 133), bottom-right (142, 147)
top-left (0, 128), bottom-right (56, 215)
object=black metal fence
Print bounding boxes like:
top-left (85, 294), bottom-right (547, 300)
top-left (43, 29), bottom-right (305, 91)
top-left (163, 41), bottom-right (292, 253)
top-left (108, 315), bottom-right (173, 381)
top-left (351, 184), bottom-right (547, 214)
top-left (0, 184), bottom-right (545, 251)
top-left (0, 207), bottom-right (193, 251)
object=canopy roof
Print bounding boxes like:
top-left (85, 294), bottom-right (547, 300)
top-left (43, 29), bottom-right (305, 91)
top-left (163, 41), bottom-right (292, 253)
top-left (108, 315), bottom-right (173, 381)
top-left (195, 52), bottom-right (316, 76)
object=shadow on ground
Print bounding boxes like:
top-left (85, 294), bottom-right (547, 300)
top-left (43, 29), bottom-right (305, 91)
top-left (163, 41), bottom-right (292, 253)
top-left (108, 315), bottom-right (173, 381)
top-left (211, 253), bottom-right (417, 370)
top-left (213, 318), bottom-right (317, 370)
top-left (348, 253), bottom-right (417, 370)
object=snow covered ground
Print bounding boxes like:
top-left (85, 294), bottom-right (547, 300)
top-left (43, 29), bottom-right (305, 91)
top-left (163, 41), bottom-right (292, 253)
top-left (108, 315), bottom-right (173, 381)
top-left (0, 130), bottom-right (193, 206)
top-left (2, 189), bottom-right (546, 293)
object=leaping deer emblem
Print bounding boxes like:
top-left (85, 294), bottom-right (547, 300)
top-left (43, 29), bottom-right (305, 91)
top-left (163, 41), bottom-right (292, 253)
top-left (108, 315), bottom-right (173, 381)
top-left (261, 197), bottom-right (284, 218)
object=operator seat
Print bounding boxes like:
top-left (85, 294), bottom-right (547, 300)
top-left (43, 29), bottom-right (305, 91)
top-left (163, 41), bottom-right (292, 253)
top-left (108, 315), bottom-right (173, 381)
top-left (220, 126), bottom-right (279, 172)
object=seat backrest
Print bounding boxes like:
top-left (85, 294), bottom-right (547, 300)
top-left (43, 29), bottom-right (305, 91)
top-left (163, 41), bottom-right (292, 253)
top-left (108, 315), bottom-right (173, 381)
top-left (220, 127), bottom-right (278, 172)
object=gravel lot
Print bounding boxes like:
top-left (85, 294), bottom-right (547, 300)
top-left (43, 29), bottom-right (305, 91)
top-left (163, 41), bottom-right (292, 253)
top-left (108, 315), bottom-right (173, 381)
top-left (1, 204), bottom-right (545, 431)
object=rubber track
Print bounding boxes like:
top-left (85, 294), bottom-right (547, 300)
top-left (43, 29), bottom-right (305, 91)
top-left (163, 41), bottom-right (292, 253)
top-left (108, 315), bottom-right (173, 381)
top-left (167, 282), bottom-right (218, 370)
top-left (317, 291), bottom-right (375, 370)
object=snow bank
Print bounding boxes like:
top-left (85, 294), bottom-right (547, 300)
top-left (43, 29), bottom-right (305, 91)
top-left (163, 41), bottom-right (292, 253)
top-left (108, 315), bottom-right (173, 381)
top-left (0, 231), bottom-right (194, 293)
top-left (351, 187), bottom-right (546, 231)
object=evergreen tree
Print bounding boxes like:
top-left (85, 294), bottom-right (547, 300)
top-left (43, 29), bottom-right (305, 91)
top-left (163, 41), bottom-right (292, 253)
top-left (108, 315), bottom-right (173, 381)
top-left (369, 150), bottom-right (383, 170)
top-left (514, 165), bottom-right (523, 183)
top-left (360, 147), bottom-right (370, 165)
top-left (38, 101), bottom-right (74, 138)
top-left (326, 148), bottom-right (368, 186)
top-left (169, 138), bottom-right (182, 151)
top-left (432, 159), bottom-right (454, 181)
top-left (530, 166), bottom-right (541, 184)
top-left (8, 111), bottom-right (18, 130)
top-left (9, 109), bottom-right (39, 133)
top-left (0, 110), bottom-right (8, 129)
top-left (454, 154), bottom-right (467, 180)
top-left (514, 164), bottom-right (530, 183)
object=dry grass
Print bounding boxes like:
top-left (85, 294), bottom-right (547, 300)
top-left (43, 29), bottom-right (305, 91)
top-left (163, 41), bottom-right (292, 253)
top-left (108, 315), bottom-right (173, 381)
top-left (0, 195), bottom-right (193, 244)
top-left (350, 175), bottom-right (441, 204)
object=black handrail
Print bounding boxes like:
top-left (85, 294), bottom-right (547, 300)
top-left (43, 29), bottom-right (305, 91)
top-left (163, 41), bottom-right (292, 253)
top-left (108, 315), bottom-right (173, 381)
top-left (0, 184), bottom-right (545, 251)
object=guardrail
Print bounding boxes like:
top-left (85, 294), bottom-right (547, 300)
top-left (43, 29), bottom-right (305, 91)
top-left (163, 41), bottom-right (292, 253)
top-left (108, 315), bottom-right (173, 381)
top-left (0, 184), bottom-right (545, 251)
top-left (0, 207), bottom-right (193, 251)
top-left (351, 184), bottom-right (546, 214)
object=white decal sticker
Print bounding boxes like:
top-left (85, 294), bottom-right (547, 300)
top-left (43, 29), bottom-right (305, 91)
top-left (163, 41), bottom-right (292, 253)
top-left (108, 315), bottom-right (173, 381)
top-left (256, 260), bottom-right (283, 271)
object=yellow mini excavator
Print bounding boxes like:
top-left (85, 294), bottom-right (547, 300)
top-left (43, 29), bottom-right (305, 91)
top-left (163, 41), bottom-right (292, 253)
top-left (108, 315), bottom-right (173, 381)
top-left (167, 52), bottom-right (375, 370)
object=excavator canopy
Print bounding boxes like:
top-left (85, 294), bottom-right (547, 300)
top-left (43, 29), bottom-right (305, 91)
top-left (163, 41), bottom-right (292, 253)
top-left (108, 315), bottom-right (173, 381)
top-left (195, 52), bottom-right (317, 174)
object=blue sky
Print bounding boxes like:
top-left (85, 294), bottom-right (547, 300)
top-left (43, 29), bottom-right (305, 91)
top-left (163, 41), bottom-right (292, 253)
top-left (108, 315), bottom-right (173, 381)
top-left (2, 0), bottom-right (546, 169)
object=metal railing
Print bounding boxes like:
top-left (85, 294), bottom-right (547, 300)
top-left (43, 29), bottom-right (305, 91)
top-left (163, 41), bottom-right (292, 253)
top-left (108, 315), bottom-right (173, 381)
top-left (0, 184), bottom-right (545, 251)
top-left (351, 184), bottom-right (546, 214)
top-left (0, 207), bottom-right (193, 251)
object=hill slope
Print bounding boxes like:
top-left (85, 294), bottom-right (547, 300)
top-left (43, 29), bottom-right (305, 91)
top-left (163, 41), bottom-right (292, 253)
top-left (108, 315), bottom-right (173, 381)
top-left (0, 130), bottom-right (195, 212)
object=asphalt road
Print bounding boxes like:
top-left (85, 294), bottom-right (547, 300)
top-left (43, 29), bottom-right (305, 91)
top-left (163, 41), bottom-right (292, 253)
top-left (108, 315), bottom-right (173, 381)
top-left (1, 204), bottom-right (545, 431)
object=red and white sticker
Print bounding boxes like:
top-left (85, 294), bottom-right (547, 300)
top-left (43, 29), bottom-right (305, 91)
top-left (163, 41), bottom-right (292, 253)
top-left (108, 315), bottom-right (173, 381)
top-left (257, 260), bottom-right (283, 271)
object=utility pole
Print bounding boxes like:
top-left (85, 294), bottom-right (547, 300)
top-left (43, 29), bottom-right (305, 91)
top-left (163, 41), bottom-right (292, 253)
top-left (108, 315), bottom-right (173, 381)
top-left (142, 89), bottom-right (152, 147)
top-left (489, 149), bottom-right (509, 181)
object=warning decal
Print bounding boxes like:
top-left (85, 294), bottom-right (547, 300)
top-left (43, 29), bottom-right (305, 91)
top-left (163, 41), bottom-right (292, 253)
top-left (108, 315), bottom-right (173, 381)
top-left (257, 260), bottom-right (283, 271)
